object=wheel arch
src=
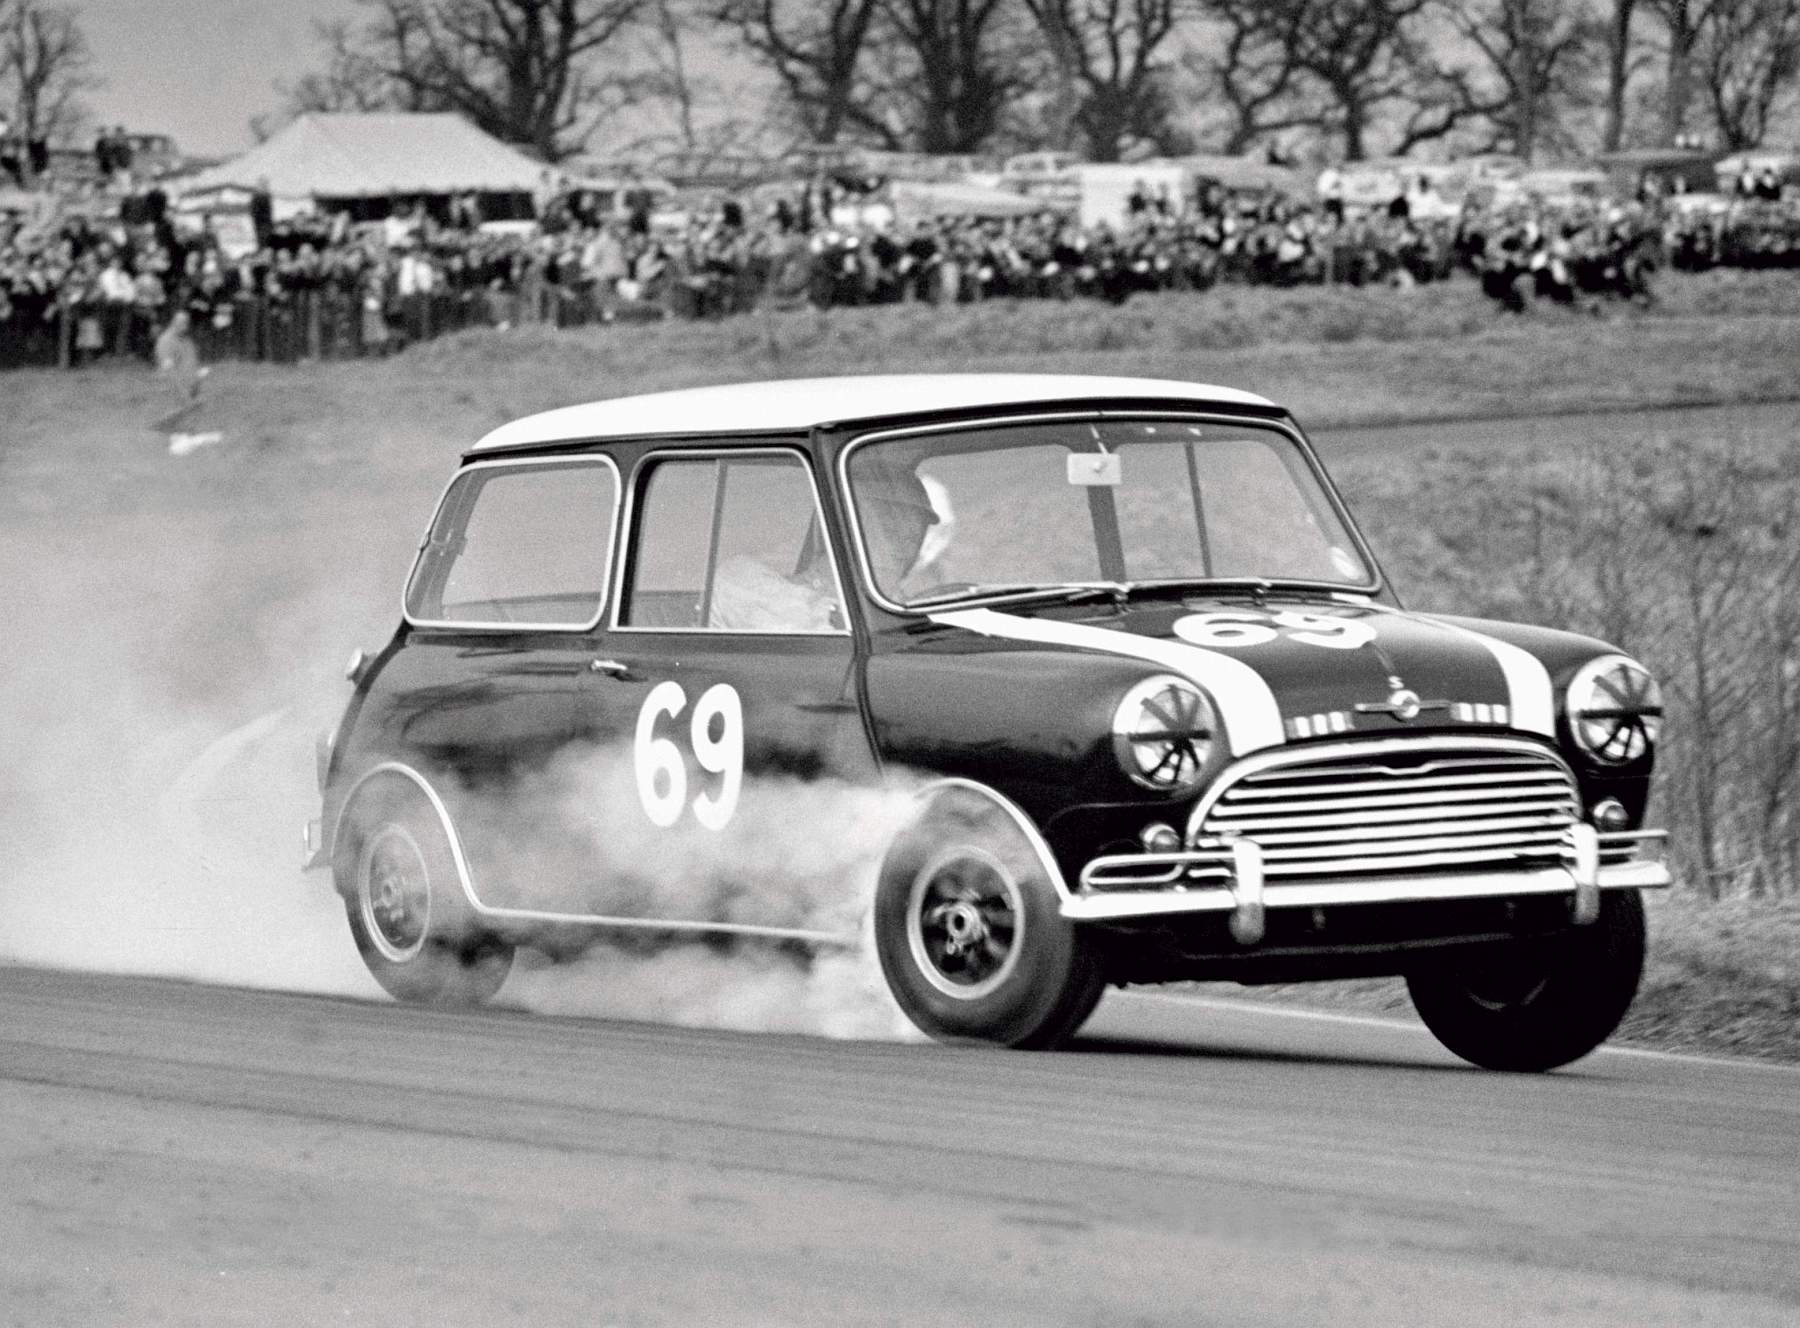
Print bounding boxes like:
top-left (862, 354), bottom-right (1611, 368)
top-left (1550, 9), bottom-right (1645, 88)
top-left (905, 776), bottom-right (1073, 905)
top-left (330, 761), bottom-right (484, 918)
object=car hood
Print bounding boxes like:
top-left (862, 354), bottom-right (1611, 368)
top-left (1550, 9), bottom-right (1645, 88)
top-left (927, 597), bottom-right (1564, 758)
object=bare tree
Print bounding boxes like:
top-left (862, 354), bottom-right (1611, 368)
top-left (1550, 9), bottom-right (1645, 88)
top-left (1021, 0), bottom-right (1186, 161)
top-left (311, 0), bottom-right (648, 160)
top-left (642, 0), bottom-right (704, 147)
top-left (271, 19), bottom-right (432, 125)
top-left (1644, 0), bottom-right (1727, 143)
top-left (1438, 0), bottom-right (1599, 162)
top-left (1600, 0), bottom-right (1639, 148)
top-left (878, 0), bottom-right (1023, 152)
top-left (713, 0), bottom-right (889, 145)
top-left (1, 0), bottom-right (94, 164)
top-left (615, 0), bottom-right (768, 157)
top-left (1696, 0), bottom-right (1800, 148)
top-left (1188, 2), bottom-right (1311, 154)
top-left (1192, 1), bottom-right (1468, 161)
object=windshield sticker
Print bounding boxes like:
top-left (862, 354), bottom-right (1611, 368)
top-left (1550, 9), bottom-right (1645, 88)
top-left (1174, 609), bottom-right (1377, 651)
top-left (1066, 452), bottom-right (1122, 487)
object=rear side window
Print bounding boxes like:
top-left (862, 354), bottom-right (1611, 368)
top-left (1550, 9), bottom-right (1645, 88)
top-left (622, 452), bottom-right (845, 632)
top-left (406, 458), bottom-right (619, 627)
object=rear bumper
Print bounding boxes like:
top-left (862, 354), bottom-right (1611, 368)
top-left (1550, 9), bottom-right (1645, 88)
top-left (1063, 826), bottom-right (1670, 940)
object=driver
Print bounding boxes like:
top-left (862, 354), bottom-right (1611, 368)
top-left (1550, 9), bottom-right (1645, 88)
top-left (860, 470), bottom-right (955, 604)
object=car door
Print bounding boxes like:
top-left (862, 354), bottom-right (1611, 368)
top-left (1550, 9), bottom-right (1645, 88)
top-left (371, 454), bottom-right (622, 774)
top-left (572, 444), bottom-right (876, 941)
top-left (362, 454), bottom-right (623, 910)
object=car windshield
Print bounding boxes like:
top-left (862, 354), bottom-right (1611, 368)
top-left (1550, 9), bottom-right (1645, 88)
top-left (844, 417), bottom-right (1373, 608)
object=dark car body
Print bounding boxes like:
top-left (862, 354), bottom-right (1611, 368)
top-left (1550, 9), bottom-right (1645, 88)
top-left (309, 374), bottom-right (1669, 1061)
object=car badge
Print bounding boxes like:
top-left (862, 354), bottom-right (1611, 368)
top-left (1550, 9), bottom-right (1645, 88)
top-left (1354, 676), bottom-right (1449, 723)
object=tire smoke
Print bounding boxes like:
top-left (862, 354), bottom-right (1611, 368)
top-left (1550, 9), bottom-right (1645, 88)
top-left (2, 638), bottom-right (924, 1040)
top-left (0, 450), bottom-right (922, 1039)
top-left (426, 743), bottom-right (927, 1040)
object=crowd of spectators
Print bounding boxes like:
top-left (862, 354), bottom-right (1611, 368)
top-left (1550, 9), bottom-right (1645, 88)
top-left (2, 173), bottom-right (1796, 371)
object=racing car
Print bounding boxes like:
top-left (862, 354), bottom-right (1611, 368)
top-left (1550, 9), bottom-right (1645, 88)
top-left (306, 374), bottom-right (1669, 1070)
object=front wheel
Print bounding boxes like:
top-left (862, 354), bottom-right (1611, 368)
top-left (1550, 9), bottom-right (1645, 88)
top-left (336, 777), bottom-right (514, 1008)
top-left (1405, 889), bottom-right (1646, 1072)
top-left (873, 786), bottom-right (1104, 1049)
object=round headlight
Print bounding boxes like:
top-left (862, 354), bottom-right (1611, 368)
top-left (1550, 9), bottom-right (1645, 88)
top-left (1112, 676), bottom-right (1216, 794)
top-left (1566, 655), bottom-right (1662, 765)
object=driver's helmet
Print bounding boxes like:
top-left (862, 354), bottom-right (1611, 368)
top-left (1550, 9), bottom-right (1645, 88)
top-left (859, 466), bottom-right (954, 595)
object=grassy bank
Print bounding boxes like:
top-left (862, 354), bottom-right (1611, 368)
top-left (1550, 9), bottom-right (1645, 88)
top-left (1213, 891), bottom-right (1800, 1064)
top-left (5, 271), bottom-right (1798, 514)
top-left (3, 269), bottom-right (1797, 1061)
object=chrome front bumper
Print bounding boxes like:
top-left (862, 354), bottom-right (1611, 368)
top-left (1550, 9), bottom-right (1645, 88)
top-left (1062, 826), bottom-right (1670, 940)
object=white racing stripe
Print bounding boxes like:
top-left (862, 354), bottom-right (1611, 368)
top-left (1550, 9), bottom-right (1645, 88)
top-left (931, 607), bottom-right (1286, 756)
top-left (1356, 602), bottom-right (1557, 739)
top-left (1424, 619), bottom-right (1557, 738)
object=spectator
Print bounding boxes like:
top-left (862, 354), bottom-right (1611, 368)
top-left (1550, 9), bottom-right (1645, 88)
top-left (0, 116), bottom-right (21, 188)
top-left (7, 166), bottom-right (1793, 374)
top-left (152, 310), bottom-right (220, 454)
top-left (1317, 166), bottom-right (1344, 223)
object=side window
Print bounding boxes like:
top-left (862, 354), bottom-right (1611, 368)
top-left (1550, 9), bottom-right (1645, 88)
top-left (623, 453), bottom-right (845, 632)
top-left (406, 460), bottom-right (618, 626)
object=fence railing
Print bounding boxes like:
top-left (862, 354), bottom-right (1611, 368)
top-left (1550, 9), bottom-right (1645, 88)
top-left (0, 283), bottom-right (681, 371)
top-left (4, 221), bottom-right (1793, 373)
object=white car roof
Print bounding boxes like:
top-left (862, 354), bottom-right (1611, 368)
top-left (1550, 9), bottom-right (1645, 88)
top-left (468, 374), bottom-right (1278, 453)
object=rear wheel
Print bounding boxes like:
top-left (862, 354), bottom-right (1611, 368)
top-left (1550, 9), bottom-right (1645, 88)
top-left (874, 786), bottom-right (1104, 1048)
top-left (336, 776), bottom-right (513, 1008)
top-left (1405, 889), bottom-right (1645, 1072)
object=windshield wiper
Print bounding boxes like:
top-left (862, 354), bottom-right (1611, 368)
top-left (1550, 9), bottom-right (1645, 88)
top-left (1178, 577), bottom-right (1273, 604)
top-left (907, 582), bottom-right (1130, 610)
top-left (909, 576), bottom-right (1346, 612)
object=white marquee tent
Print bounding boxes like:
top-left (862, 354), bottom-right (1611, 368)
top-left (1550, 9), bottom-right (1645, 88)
top-left (176, 112), bottom-right (554, 204)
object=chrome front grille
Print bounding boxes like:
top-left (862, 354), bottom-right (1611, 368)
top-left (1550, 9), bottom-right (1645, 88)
top-left (1188, 739), bottom-right (1580, 880)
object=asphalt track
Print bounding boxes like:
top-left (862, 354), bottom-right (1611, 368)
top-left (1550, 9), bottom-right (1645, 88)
top-left (3, 965), bottom-right (1796, 1327)
top-left (6, 396), bottom-right (1799, 1324)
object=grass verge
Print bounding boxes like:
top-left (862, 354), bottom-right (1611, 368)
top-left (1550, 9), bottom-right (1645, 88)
top-left (6, 271), bottom-right (1798, 519)
top-left (1199, 891), bottom-right (1800, 1066)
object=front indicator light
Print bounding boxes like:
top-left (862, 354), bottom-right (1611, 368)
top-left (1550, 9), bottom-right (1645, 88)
top-left (1592, 798), bottom-right (1631, 831)
top-left (1139, 822), bottom-right (1182, 854)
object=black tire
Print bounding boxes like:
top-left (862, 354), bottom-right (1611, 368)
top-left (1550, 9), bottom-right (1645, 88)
top-left (873, 787), bottom-right (1104, 1049)
top-left (335, 777), bottom-right (514, 1008)
top-left (1405, 889), bottom-right (1646, 1072)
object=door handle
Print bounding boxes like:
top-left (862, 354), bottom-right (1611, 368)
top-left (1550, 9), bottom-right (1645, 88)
top-left (589, 658), bottom-right (634, 679)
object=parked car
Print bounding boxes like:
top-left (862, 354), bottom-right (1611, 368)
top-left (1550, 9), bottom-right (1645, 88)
top-left (306, 374), bottom-right (1670, 1069)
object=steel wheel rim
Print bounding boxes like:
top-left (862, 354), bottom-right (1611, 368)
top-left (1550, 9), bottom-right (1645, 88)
top-left (905, 845), bottom-right (1024, 1000)
top-left (359, 824), bottom-right (431, 964)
